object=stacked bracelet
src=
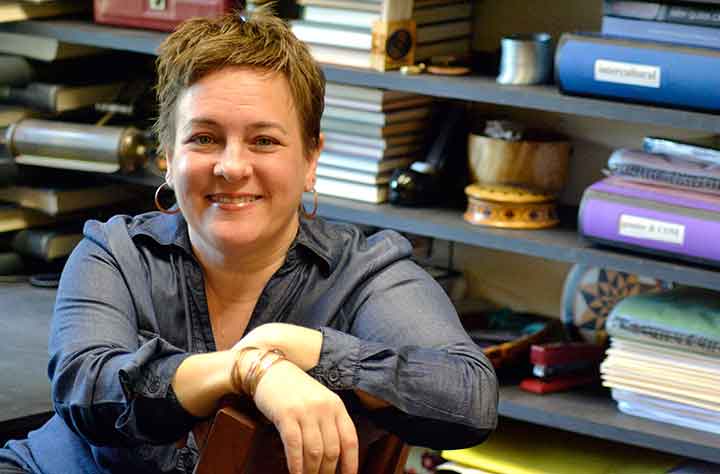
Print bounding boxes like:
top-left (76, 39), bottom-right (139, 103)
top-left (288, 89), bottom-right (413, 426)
top-left (230, 346), bottom-right (259, 395)
top-left (247, 349), bottom-right (285, 398)
top-left (231, 346), bottom-right (286, 398)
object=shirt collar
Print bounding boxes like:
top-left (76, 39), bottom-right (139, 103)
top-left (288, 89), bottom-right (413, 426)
top-left (129, 211), bottom-right (337, 274)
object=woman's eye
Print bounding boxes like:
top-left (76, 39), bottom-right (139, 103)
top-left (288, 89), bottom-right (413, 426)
top-left (190, 134), bottom-right (214, 145)
top-left (256, 136), bottom-right (276, 147)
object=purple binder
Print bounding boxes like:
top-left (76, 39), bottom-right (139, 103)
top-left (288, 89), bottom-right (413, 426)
top-left (579, 177), bottom-right (720, 265)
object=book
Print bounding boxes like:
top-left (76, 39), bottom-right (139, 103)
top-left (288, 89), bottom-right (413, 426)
top-left (0, 81), bottom-right (126, 113)
top-left (301, 4), bottom-right (472, 33)
top-left (292, 18), bottom-right (471, 51)
top-left (291, 20), bottom-right (372, 50)
top-left (308, 38), bottom-right (470, 68)
top-left (605, 287), bottom-right (720, 357)
top-left (0, 0), bottom-right (90, 23)
top-left (315, 175), bottom-right (388, 203)
top-left (325, 82), bottom-right (422, 104)
top-left (323, 139), bottom-right (421, 158)
top-left (556, 32), bottom-right (720, 112)
top-left (642, 135), bottom-right (720, 166)
top-left (323, 104), bottom-right (431, 125)
top-left (316, 163), bottom-right (392, 184)
top-left (0, 183), bottom-right (137, 215)
top-left (297, 0), bottom-right (382, 14)
top-left (0, 203), bottom-right (61, 233)
top-left (0, 32), bottom-right (104, 61)
top-left (318, 152), bottom-right (414, 173)
top-left (604, 0), bottom-right (720, 28)
top-left (321, 116), bottom-right (427, 137)
top-left (601, 15), bottom-right (720, 50)
top-left (11, 227), bottom-right (82, 261)
top-left (322, 131), bottom-right (423, 149)
top-left (325, 95), bottom-right (432, 113)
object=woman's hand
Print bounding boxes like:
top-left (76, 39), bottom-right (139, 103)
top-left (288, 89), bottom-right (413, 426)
top-left (252, 359), bottom-right (359, 474)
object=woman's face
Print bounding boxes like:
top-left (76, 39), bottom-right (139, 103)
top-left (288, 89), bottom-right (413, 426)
top-left (166, 66), bottom-right (320, 259)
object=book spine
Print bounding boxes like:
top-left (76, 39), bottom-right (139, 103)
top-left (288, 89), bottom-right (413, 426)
top-left (555, 33), bottom-right (720, 112)
top-left (601, 15), bottom-right (720, 50)
top-left (0, 83), bottom-right (56, 112)
top-left (606, 313), bottom-right (720, 356)
top-left (605, 0), bottom-right (720, 28)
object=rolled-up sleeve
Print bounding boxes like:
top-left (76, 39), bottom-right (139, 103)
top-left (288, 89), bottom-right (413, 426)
top-left (309, 259), bottom-right (498, 449)
top-left (48, 232), bottom-right (198, 447)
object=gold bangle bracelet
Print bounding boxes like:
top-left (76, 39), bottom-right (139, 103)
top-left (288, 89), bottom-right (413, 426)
top-left (249, 351), bottom-right (286, 398)
top-left (230, 346), bottom-right (259, 395)
top-left (241, 349), bottom-right (266, 396)
top-left (245, 348), bottom-right (283, 396)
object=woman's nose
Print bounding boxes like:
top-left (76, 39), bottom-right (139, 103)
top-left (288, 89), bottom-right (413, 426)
top-left (214, 142), bottom-right (252, 181)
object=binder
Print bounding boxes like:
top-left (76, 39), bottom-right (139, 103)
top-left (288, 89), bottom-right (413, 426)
top-left (555, 32), bottom-right (720, 112)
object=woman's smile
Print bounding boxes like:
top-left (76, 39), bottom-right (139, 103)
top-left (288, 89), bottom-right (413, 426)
top-left (207, 193), bottom-right (263, 209)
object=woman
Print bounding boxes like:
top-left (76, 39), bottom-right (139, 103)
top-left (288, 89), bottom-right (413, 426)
top-left (0, 6), bottom-right (498, 474)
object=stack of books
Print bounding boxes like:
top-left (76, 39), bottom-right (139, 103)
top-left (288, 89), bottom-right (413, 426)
top-left (315, 82), bottom-right (432, 203)
top-left (578, 135), bottom-right (720, 266)
top-left (601, 286), bottom-right (720, 435)
top-left (555, 0), bottom-right (720, 111)
top-left (0, 172), bottom-right (144, 274)
top-left (291, 0), bottom-right (473, 69)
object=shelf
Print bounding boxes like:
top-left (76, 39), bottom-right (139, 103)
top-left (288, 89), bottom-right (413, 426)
top-left (3, 19), bottom-right (720, 133)
top-left (107, 167), bottom-right (720, 290)
top-left (499, 385), bottom-right (720, 464)
top-left (312, 194), bottom-right (720, 291)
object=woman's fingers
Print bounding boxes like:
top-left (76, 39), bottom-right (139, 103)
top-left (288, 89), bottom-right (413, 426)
top-left (301, 418), bottom-right (324, 474)
top-left (336, 410), bottom-right (359, 474)
top-left (318, 416), bottom-right (341, 474)
top-left (252, 361), bottom-right (358, 474)
top-left (278, 418), bottom-right (304, 474)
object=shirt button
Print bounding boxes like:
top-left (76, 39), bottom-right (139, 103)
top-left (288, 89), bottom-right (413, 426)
top-left (327, 368), bottom-right (340, 383)
top-left (148, 377), bottom-right (161, 394)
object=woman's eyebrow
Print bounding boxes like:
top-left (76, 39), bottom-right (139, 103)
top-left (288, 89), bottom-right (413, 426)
top-left (180, 118), bottom-right (220, 134)
top-left (247, 121), bottom-right (288, 135)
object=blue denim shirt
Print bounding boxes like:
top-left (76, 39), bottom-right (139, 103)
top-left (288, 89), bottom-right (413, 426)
top-left (1, 211), bottom-right (497, 473)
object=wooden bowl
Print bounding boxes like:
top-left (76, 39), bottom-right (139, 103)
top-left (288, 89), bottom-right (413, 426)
top-left (468, 133), bottom-right (571, 195)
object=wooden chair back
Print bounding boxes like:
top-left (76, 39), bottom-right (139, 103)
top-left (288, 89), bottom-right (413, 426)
top-left (193, 403), bottom-right (409, 474)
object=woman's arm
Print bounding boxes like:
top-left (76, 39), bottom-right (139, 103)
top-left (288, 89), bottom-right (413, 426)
top-left (49, 223), bottom-right (197, 446)
top-left (236, 259), bottom-right (498, 450)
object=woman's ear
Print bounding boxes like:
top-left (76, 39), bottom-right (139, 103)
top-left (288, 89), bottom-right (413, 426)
top-left (305, 133), bottom-right (323, 192)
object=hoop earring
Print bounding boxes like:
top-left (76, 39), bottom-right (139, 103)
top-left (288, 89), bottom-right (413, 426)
top-left (300, 188), bottom-right (318, 220)
top-left (154, 181), bottom-right (181, 215)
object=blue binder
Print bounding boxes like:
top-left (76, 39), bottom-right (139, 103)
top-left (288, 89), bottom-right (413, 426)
top-left (555, 33), bottom-right (720, 112)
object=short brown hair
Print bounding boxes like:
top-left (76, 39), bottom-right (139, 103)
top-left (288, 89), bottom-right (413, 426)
top-left (154, 5), bottom-right (325, 155)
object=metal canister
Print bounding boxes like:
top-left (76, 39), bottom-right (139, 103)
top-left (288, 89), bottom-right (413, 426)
top-left (497, 33), bottom-right (553, 85)
top-left (4, 119), bottom-right (149, 173)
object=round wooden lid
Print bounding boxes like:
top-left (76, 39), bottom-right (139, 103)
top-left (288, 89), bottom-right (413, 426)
top-left (464, 184), bottom-right (555, 203)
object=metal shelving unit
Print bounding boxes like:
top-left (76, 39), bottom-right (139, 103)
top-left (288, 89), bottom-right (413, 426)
top-left (499, 386), bottom-right (720, 464)
top-left (3, 17), bottom-right (720, 466)
top-left (2, 19), bottom-right (720, 132)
